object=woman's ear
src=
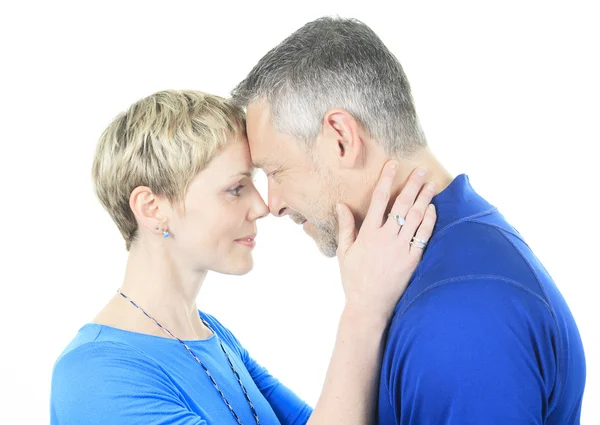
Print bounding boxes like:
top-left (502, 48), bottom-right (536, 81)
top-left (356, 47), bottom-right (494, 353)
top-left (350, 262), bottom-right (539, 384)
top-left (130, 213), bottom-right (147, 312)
top-left (129, 186), bottom-right (168, 236)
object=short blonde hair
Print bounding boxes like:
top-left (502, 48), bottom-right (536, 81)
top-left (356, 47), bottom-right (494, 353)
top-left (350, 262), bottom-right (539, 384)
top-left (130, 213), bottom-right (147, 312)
top-left (92, 90), bottom-right (246, 250)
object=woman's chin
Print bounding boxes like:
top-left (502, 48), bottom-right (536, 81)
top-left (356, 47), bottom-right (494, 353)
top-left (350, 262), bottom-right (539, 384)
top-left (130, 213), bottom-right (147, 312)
top-left (216, 257), bottom-right (254, 276)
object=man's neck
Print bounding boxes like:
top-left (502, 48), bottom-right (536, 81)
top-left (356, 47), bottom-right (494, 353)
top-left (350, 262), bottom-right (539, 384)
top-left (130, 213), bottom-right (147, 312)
top-left (392, 147), bottom-right (454, 200)
top-left (351, 147), bottom-right (454, 228)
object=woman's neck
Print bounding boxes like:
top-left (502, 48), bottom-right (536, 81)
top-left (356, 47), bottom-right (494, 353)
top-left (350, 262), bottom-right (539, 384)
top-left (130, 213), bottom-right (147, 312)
top-left (94, 241), bottom-right (212, 341)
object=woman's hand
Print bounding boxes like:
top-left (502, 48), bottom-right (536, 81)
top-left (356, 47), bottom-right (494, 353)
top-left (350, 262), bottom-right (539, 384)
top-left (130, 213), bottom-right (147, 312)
top-left (336, 161), bottom-right (437, 320)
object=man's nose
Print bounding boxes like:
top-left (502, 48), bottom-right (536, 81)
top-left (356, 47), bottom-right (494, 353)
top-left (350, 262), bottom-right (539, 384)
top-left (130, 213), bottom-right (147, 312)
top-left (268, 182), bottom-right (288, 217)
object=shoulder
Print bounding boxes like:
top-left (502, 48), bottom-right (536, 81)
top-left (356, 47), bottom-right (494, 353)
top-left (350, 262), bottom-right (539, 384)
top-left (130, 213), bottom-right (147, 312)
top-left (50, 339), bottom-right (198, 424)
top-left (386, 275), bottom-right (557, 371)
top-left (51, 339), bottom-right (180, 410)
top-left (53, 339), bottom-right (164, 382)
top-left (52, 338), bottom-right (171, 397)
top-left (394, 274), bottom-right (555, 335)
top-left (401, 274), bottom-right (552, 319)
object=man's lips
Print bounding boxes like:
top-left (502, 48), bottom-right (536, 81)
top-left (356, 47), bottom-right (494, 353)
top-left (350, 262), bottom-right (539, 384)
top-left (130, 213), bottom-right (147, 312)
top-left (290, 216), bottom-right (307, 225)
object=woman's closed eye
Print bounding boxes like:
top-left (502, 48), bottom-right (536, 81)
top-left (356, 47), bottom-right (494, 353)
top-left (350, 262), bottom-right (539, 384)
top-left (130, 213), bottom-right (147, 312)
top-left (228, 184), bottom-right (245, 197)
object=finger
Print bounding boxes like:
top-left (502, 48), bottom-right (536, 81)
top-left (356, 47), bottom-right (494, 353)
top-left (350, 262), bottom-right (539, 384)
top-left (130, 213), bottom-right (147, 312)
top-left (336, 203), bottom-right (357, 257)
top-left (398, 181), bottom-right (436, 243)
top-left (408, 203), bottom-right (436, 259)
top-left (382, 166), bottom-right (428, 233)
top-left (363, 161), bottom-right (398, 229)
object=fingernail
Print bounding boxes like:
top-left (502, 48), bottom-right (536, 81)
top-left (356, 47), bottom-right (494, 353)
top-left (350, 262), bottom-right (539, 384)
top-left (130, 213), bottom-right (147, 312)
top-left (428, 204), bottom-right (436, 211)
top-left (426, 182), bottom-right (435, 191)
top-left (390, 161), bottom-right (398, 170)
top-left (417, 167), bottom-right (427, 177)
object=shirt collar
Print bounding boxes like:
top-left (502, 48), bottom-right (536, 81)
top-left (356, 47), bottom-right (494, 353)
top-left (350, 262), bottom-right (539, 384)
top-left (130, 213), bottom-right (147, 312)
top-left (430, 174), bottom-right (496, 236)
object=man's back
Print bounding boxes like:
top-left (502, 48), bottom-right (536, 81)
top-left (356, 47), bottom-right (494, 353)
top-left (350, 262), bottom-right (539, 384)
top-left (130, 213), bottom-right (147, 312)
top-left (378, 175), bottom-right (586, 425)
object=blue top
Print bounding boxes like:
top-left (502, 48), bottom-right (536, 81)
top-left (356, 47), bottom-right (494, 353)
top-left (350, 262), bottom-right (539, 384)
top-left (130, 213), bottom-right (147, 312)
top-left (51, 312), bottom-right (312, 425)
top-left (377, 174), bottom-right (586, 425)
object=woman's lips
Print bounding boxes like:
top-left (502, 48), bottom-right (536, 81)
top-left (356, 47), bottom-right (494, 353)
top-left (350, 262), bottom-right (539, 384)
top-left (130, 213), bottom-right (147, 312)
top-left (235, 234), bottom-right (256, 248)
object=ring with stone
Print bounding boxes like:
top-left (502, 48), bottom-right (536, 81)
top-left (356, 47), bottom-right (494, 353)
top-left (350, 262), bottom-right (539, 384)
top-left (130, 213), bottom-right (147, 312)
top-left (388, 212), bottom-right (406, 227)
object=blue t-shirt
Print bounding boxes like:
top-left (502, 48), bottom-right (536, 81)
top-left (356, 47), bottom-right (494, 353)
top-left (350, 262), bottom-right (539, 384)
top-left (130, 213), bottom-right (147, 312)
top-left (51, 312), bottom-right (312, 425)
top-left (377, 175), bottom-right (586, 425)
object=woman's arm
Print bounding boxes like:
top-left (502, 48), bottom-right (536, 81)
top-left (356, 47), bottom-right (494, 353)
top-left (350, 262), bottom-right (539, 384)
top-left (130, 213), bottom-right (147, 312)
top-left (307, 163), bottom-right (436, 425)
top-left (306, 306), bottom-right (389, 425)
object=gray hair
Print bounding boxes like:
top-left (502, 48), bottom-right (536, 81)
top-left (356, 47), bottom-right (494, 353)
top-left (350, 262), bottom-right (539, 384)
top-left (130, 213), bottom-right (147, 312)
top-left (231, 16), bottom-right (427, 155)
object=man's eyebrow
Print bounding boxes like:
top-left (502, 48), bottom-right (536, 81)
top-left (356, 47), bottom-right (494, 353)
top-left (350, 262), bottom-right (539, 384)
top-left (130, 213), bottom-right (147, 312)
top-left (253, 160), bottom-right (270, 169)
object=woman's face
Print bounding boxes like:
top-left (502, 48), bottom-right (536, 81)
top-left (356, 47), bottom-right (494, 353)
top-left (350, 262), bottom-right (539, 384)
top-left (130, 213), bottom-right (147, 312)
top-left (166, 136), bottom-right (269, 275)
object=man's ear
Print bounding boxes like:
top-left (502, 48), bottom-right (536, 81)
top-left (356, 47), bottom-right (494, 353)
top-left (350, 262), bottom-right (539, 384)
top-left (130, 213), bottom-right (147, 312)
top-left (129, 186), bottom-right (169, 236)
top-left (320, 108), bottom-right (365, 169)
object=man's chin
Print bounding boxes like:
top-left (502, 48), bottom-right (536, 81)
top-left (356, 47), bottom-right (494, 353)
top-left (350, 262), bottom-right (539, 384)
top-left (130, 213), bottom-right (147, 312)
top-left (317, 242), bottom-right (337, 258)
top-left (309, 227), bottom-right (338, 258)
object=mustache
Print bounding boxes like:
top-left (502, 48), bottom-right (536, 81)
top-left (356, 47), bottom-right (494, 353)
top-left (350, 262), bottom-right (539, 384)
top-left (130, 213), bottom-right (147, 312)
top-left (289, 214), bottom-right (307, 225)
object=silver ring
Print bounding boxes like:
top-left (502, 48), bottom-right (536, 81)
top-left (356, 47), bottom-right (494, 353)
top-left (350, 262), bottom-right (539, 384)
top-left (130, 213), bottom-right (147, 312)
top-left (410, 241), bottom-right (426, 250)
top-left (388, 212), bottom-right (405, 227)
top-left (412, 237), bottom-right (428, 247)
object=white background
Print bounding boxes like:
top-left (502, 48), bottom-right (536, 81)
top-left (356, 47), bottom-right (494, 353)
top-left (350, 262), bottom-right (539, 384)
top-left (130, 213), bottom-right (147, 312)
top-left (1, 1), bottom-right (598, 423)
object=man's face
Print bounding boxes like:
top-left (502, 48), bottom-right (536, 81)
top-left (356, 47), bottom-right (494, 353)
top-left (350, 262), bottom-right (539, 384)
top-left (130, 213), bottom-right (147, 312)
top-left (246, 101), bottom-right (341, 257)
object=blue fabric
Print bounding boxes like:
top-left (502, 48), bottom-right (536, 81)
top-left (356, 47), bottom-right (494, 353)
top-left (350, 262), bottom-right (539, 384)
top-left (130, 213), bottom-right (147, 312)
top-left (51, 312), bottom-right (312, 425)
top-left (377, 175), bottom-right (586, 425)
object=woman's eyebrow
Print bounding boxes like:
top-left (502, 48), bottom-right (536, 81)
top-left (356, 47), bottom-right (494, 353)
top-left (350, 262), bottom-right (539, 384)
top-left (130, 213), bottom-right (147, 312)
top-left (230, 171), bottom-right (253, 178)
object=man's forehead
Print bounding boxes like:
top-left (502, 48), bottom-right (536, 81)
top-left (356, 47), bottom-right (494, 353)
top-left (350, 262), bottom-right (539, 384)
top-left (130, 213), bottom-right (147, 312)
top-left (246, 130), bottom-right (271, 170)
top-left (246, 101), bottom-right (271, 133)
top-left (247, 103), bottom-right (274, 170)
top-left (246, 101), bottom-right (300, 171)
